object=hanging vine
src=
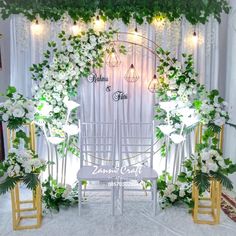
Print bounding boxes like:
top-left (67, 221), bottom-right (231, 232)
top-left (0, 0), bottom-right (231, 25)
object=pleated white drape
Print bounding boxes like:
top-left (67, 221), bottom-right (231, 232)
top-left (9, 15), bottom-right (222, 183)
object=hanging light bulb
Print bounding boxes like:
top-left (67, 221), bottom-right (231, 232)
top-left (125, 64), bottom-right (139, 82)
top-left (94, 15), bottom-right (105, 31)
top-left (152, 16), bottom-right (165, 31)
top-left (148, 74), bottom-right (159, 93)
top-left (106, 46), bottom-right (121, 67)
top-left (192, 31), bottom-right (198, 46)
top-left (31, 19), bottom-right (42, 35)
top-left (71, 21), bottom-right (81, 36)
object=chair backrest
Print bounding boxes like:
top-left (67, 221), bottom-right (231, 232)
top-left (80, 121), bottom-right (116, 167)
top-left (119, 122), bottom-right (154, 168)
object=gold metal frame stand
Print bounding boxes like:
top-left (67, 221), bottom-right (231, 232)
top-left (11, 183), bottom-right (42, 230)
top-left (7, 123), bottom-right (42, 230)
top-left (192, 124), bottom-right (224, 224)
top-left (192, 179), bottom-right (222, 224)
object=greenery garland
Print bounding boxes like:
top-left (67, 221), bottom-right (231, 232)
top-left (0, 0), bottom-right (231, 25)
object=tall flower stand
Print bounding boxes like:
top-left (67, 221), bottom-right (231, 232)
top-left (192, 179), bottom-right (222, 225)
top-left (11, 182), bottom-right (42, 230)
top-left (7, 122), bottom-right (42, 230)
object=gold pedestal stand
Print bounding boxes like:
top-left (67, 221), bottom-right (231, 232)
top-left (192, 124), bottom-right (224, 224)
top-left (7, 123), bottom-right (42, 230)
top-left (192, 180), bottom-right (222, 225)
top-left (11, 183), bottom-right (42, 230)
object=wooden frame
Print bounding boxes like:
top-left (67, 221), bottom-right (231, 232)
top-left (192, 179), bottom-right (222, 224)
top-left (7, 122), bottom-right (42, 230)
top-left (11, 183), bottom-right (42, 230)
top-left (192, 124), bottom-right (224, 224)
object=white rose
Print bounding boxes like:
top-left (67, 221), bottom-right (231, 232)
top-left (24, 165), bottom-right (32, 174)
top-left (13, 105), bottom-right (25, 118)
top-left (169, 194), bottom-right (177, 202)
top-left (207, 163), bottom-right (218, 172)
top-left (201, 166), bottom-right (208, 173)
top-left (54, 106), bottom-right (60, 113)
top-left (13, 93), bottom-right (21, 100)
top-left (26, 113), bottom-right (34, 120)
top-left (201, 151), bottom-right (209, 161)
top-left (14, 164), bottom-right (20, 175)
top-left (2, 113), bottom-right (9, 121)
top-left (218, 160), bottom-right (226, 168)
top-left (214, 117), bottom-right (225, 126)
top-left (179, 189), bottom-right (185, 197)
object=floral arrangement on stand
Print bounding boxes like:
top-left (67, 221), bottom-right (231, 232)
top-left (0, 86), bottom-right (46, 195)
top-left (0, 138), bottom-right (46, 195)
top-left (0, 86), bottom-right (35, 129)
top-left (153, 48), bottom-right (236, 210)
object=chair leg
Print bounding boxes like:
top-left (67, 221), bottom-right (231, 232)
top-left (120, 180), bottom-right (124, 215)
top-left (78, 180), bottom-right (82, 216)
top-left (112, 179), bottom-right (115, 216)
top-left (152, 179), bottom-right (157, 216)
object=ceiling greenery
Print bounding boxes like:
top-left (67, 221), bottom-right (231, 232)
top-left (0, 0), bottom-right (231, 25)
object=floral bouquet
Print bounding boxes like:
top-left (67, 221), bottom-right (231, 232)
top-left (42, 177), bottom-right (79, 212)
top-left (183, 149), bottom-right (236, 193)
top-left (157, 172), bottom-right (193, 209)
top-left (0, 139), bottom-right (46, 195)
top-left (0, 86), bottom-right (35, 129)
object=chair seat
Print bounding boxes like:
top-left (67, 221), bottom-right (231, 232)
top-left (77, 165), bottom-right (118, 181)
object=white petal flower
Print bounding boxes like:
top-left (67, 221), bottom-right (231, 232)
top-left (159, 101), bottom-right (177, 112)
top-left (12, 105), bottom-right (25, 118)
top-left (63, 124), bottom-right (80, 136)
top-left (2, 113), bottom-right (9, 121)
top-left (158, 125), bottom-right (176, 135)
top-left (47, 137), bottom-right (64, 145)
top-left (170, 133), bottom-right (185, 144)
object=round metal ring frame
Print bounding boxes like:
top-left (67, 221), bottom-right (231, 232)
top-left (80, 31), bottom-right (165, 163)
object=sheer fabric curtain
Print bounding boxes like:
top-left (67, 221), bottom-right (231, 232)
top-left (9, 15), bottom-right (221, 183)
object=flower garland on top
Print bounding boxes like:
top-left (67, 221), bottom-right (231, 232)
top-left (154, 48), bottom-right (236, 209)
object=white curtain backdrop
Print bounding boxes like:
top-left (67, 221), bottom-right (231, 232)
top-left (9, 15), bottom-right (222, 184)
top-left (224, 0), bottom-right (236, 188)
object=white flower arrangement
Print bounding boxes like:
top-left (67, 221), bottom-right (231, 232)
top-left (154, 49), bottom-right (236, 210)
top-left (0, 87), bottom-right (35, 129)
top-left (31, 29), bottom-right (115, 138)
top-left (0, 139), bottom-right (46, 195)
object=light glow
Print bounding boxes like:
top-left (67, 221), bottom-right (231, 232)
top-left (31, 19), bottom-right (42, 35)
top-left (71, 22), bottom-right (81, 36)
top-left (94, 15), bottom-right (105, 32)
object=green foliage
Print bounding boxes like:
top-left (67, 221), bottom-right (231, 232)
top-left (193, 171), bottom-right (210, 193)
top-left (210, 171), bottom-right (233, 191)
top-left (42, 177), bottom-right (80, 212)
top-left (0, 0), bottom-right (230, 25)
top-left (6, 86), bottom-right (17, 98)
top-left (22, 173), bottom-right (40, 190)
top-left (0, 176), bottom-right (21, 195)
